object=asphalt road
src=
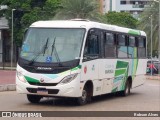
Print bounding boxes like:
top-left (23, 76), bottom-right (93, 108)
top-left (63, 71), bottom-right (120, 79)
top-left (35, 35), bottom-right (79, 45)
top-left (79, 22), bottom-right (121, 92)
top-left (0, 79), bottom-right (160, 120)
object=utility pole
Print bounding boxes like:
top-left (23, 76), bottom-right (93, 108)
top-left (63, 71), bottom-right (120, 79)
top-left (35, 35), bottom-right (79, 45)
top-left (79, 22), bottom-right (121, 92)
top-left (11, 9), bottom-right (15, 70)
top-left (150, 15), bottom-right (153, 76)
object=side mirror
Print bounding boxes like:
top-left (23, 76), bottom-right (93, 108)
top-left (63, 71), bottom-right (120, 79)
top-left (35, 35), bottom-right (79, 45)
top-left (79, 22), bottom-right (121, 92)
top-left (23, 28), bottom-right (28, 41)
top-left (24, 28), bottom-right (28, 36)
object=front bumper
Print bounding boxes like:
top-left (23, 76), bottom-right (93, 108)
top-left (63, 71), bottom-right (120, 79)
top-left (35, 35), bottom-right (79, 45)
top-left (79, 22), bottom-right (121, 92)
top-left (16, 76), bottom-right (81, 98)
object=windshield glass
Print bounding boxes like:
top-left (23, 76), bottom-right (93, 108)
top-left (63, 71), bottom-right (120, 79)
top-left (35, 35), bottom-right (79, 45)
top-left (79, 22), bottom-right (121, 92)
top-left (20, 28), bottom-right (85, 63)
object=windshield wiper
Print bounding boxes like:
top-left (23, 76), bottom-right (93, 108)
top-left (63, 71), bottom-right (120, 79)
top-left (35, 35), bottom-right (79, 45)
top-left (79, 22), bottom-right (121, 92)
top-left (50, 37), bottom-right (62, 66)
top-left (28, 38), bottom-right (49, 66)
top-left (43, 38), bottom-right (49, 56)
top-left (51, 37), bottom-right (56, 56)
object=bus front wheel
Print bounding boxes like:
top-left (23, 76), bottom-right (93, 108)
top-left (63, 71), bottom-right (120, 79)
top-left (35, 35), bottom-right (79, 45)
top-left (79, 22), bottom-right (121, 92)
top-left (27, 94), bottom-right (42, 103)
top-left (77, 86), bottom-right (89, 105)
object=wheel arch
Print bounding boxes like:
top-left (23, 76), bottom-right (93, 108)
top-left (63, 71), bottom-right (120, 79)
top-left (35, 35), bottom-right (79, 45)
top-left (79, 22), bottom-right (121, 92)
top-left (83, 80), bottom-right (94, 97)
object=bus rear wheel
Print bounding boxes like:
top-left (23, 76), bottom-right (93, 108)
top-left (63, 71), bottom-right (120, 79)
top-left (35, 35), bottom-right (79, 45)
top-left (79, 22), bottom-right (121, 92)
top-left (27, 94), bottom-right (42, 103)
top-left (120, 80), bottom-right (131, 96)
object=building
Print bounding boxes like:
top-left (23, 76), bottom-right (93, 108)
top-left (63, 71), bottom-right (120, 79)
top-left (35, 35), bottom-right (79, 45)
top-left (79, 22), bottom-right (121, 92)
top-left (0, 5), bottom-right (19, 69)
top-left (99, 0), bottom-right (151, 19)
top-left (99, 0), bottom-right (111, 14)
top-left (0, 17), bottom-right (11, 68)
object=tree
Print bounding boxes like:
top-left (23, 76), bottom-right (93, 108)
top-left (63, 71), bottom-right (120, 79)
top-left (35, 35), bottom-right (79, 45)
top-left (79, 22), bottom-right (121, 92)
top-left (54, 0), bottom-right (100, 20)
top-left (0, 0), bottom-right (61, 46)
top-left (138, 1), bottom-right (159, 57)
top-left (102, 11), bottom-right (138, 29)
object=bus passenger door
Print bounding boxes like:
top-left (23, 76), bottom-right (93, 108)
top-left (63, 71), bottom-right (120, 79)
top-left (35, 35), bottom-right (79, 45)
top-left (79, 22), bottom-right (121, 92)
top-left (81, 29), bottom-right (103, 96)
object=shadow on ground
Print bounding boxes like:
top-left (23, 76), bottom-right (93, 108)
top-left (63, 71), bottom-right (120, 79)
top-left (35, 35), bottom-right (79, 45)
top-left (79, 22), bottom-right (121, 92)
top-left (26, 92), bottom-right (141, 107)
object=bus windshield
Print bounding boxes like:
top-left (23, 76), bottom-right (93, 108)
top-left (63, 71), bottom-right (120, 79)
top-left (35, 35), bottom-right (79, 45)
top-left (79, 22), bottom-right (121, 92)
top-left (20, 28), bottom-right (85, 63)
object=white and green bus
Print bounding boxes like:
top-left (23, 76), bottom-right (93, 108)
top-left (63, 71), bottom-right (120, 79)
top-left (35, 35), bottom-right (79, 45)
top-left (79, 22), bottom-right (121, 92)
top-left (16, 19), bottom-right (147, 105)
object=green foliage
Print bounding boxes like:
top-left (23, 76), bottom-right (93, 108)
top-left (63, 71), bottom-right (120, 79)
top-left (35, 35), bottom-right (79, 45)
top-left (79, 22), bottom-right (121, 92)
top-left (0, 0), bottom-right (61, 46)
top-left (138, 1), bottom-right (159, 55)
top-left (54, 0), bottom-right (100, 20)
top-left (0, 0), bottom-right (143, 47)
top-left (102, 11), bottom-right (138, 29)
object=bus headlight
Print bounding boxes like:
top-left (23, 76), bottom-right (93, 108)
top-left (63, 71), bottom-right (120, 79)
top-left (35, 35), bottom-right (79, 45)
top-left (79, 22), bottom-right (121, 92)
top-left (60, 73), bottom-right (78, 84)
top-left (17, 71), bottom-right (27, 83)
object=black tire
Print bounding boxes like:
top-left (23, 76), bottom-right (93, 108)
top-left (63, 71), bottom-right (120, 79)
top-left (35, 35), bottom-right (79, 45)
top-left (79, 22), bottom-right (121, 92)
top-left (27, 94), bottom-right (42, 103)
top-left (120, 80), bottom-right (131, 96)
top-left (77, 86), bottom-right (90, 105)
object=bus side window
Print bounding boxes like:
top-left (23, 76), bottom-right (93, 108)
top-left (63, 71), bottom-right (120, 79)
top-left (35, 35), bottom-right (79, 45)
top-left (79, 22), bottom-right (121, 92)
top-left (138, 37), bottom-right (146, 58)
top-left (117, 34), bottom-right (128, 58)
top-left (104, 32), bottom-right (116, 58)
top-left (129, 36), bottom-right (136, 47)
top-left (128, 36), bottom-right (137, 58)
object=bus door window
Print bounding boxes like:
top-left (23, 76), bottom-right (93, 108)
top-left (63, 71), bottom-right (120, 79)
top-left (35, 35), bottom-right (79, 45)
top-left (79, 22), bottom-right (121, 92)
top-left (83, 30), bottom-right (100, 61)
top-left (88, 35), bottom-right (99, 54)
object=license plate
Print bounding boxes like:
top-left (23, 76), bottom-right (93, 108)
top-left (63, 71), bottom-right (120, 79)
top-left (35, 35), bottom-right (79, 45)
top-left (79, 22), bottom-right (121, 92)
top-left (37, 88), bottom-right (48, 95)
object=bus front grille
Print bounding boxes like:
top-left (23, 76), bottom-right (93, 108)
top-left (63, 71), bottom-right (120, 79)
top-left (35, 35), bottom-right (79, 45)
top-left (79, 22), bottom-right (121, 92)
top-left (26, 88), bottom-right (59, 94)
top-left (28, 82), bottom-right (58, 86)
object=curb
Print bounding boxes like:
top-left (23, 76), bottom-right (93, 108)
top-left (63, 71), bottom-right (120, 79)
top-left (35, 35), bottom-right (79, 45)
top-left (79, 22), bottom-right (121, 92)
top-left (0, 84), bottom-right (16, 92)
top-left (146, 75), bottom-right (160, 80)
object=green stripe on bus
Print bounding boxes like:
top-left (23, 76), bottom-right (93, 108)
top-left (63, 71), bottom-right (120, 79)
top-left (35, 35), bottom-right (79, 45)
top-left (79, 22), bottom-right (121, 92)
top-left (115, 69), bottom-right (126, 76)
top-left (112, 87), bottom-right (118, 93)
top-left (132, 59), bottom-right (138, 80)
top-left (116, 61), bottom-right (128, 69)
top-left (77, 65), bottom-right (82, 69)
top-left (121, 67), bottom-right (129, 90)
top-left (24, 76), bottom-right (40, 83)
top-left (128, 30), bottom-right (141, 35)
top-left (71, 65), bottom-right (82, 71)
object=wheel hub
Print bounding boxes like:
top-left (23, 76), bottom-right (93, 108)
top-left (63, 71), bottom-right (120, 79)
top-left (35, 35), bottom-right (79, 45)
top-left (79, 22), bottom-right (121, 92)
top-left (82, 90), bottom-right (87, 102)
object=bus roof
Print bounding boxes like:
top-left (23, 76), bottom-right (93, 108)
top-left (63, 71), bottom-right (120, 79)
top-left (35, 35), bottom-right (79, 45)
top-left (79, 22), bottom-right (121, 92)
top-left (30, 19), bottom-right (146, 36)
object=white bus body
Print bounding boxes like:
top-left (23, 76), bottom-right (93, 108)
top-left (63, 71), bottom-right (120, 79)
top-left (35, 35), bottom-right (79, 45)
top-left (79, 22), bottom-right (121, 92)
top-left (16, 20), bottom-right (147, 105)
